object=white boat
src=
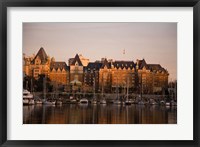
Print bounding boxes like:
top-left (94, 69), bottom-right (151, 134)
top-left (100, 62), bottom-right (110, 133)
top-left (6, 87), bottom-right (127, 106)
top-left (138, 100), bottom-right (145, 105)
top-left (43, 100), bottom-right (56, 105)
top-left (100, 99), bottom-right (106, 104)
top-left (114, 77), bottom-right (121, 105)
top-left (165, 102), bottom-right (170, 106)
top-left (70, 99), bottom-right (77, 104)
top-left (42, 76), bottom-right (55, 105)
top-left (125, 100), bottom-right (132, 105)
top-left (91, 99), bottom-right (97, 104)
top-left (114, 99), bottom-right (121, 105)
top-left (79, 98), bottom-right (88, 104)
top-left (92, 77), bottom-right (97, 104)
top-left (149, 99), bottom-right (158, 105)
top-left (56, 100), bottom-right (62, 105)
top-left (23, 89), bottom-right (34, 105)
top-left (150, 101), bottom-right (158, 105)
top-left (35, 99), bottom-right (43, 104)
top-left (124, 79), bottom-right (131, 105)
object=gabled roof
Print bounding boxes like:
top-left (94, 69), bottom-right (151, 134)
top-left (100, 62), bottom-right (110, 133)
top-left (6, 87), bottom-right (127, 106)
top-left (50, 62), bottom-right (69, 71)
top-left (71, 54), bottom-right (83, 66)
top-left (147, 64), bottom-right (167, 73)
top-left (137, 59), bottom-right (147, 69)
top-left (101, 58), bottom-right (111, 68)
top-left (32, 47), bottom-right (48, 64)
top-left (113, 61), bottom-right (135, 70)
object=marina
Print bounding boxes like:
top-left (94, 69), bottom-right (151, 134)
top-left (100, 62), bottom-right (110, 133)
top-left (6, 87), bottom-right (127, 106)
top-left (23, 89), bottom-right (177, 124)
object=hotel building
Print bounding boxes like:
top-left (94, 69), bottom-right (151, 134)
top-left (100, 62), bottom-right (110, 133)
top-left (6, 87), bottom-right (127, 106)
top-left (23, 47), bottom-right (169, 94)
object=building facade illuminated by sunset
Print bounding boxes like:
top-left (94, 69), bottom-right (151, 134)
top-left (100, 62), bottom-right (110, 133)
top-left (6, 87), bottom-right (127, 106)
top-left (23, 47), bottom-right (169, 94)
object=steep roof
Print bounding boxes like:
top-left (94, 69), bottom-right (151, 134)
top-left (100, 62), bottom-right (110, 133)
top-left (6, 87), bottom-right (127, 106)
top-left (113, 61), bottom-right (135, 70)
top-left (71, 54), bottom-right (83, 66)
top-left (137, 59), bottom-right (147, 69)
top-left (50, 62), bottom-right (69, 71)
top-left (147, 64), bottom-right (167, 73)
top-left (101, 58), bottom-right (111, 68)
top-left (32, 47), bottom-right (48, 64)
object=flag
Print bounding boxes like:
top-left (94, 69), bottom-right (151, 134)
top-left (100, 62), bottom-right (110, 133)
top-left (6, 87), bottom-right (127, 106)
top-left (123, 49), bottom-right (125, 55)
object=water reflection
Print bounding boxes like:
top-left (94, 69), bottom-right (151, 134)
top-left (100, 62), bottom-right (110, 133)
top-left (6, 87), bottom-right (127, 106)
top-left (23, 104), bottom-right (177, 124)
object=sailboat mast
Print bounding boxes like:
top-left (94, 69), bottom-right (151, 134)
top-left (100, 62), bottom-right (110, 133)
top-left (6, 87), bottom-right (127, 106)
top-left (26, 81), bottom-right (28, 90)
top-left (127, 77), bottom-right (129, 100)
top-left (140, 73), bottom-right (143, 100)
top-left (117, 76), bottom-right (119, 100)
top-left (102, 74), bottom-right (104, 97)
top-left (43, 76), bottom-right (46, 100)
top-left (31, 78), bottom-right (33, 93)
top-left (93, 76), bottom-right (95, 97)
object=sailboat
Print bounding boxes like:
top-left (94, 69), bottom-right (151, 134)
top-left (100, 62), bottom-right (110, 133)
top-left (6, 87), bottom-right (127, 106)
top-left (55, 83), bottom-right (62, 105)
top-left (125, 78), bottom-right (131, 105)
top-left (79, 83), bottom-right (89, 104)
top-left (91, 77), bottom-right (97, 104)
top-left (138, 76), bottom-right (145, 105)
top-left (42, 76), bottom-right (56, 105)
top-left (114, 77), bottom-right (121, 105)
top-left (23, 80), bottom-right (34, 105)
top-left (169, 80), bottom-right (177, 106)
top-left (100, 74), bottom-right (106, 104)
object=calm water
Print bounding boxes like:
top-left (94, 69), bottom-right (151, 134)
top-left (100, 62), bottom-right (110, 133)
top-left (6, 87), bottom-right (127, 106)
top-left (23, 104), bottom-right (177, 124)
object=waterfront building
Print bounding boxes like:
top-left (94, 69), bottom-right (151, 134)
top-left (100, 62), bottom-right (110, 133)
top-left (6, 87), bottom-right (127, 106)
top-left (84, 62), bottom-right (102, 92)
top-left (23, 47), bottom-right (169, 94)
top-left (136, 59), bottom-right (169, 94)
top-left (23, 47), bottom-right (50, 79)
top-left (49, 61), bottom-right (69, 85)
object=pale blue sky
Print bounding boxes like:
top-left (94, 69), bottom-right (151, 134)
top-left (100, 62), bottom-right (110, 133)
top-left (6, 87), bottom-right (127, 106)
top-left (23, 23), bottom-right (177, 80)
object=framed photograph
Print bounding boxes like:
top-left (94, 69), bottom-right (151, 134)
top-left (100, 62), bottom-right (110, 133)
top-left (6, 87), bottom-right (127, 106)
top-left (0, 0), bottom-right (199, 146)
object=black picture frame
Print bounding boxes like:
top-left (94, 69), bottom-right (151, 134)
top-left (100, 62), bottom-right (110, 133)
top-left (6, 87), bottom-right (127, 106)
top-left (0, 0), bottom-right (199, 146)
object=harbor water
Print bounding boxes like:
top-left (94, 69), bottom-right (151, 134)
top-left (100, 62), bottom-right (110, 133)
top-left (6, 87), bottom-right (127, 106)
top-left (23, 104), bottom-right (177, 124)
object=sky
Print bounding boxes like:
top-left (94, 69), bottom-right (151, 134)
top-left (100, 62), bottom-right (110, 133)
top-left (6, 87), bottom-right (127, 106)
top-left (23, 22), bottom-right (177, 80)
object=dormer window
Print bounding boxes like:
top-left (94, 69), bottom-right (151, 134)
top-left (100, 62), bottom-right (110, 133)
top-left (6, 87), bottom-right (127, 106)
top-left (75, 61), bottom-right (78, 66)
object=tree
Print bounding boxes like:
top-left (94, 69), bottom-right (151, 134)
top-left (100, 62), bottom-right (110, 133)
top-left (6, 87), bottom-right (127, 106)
top-left (34, 74), bottom-right (52, 92)
top-left (23, 75), bottom-right (36, 92)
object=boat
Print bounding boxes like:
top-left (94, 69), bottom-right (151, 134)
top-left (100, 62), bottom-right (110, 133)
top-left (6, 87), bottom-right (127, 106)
top-left (91, 99), bottom-right (97, 104)
top-left (23, 89), bottom-right (34, 105)
top-left (35, 99), bottom-right (43, 104)
top-left (160, 100), bottom-right (166, 105)
top-left (79, 98), bottom-right (89, 104)
top-left (150, 101), bottom-right (158, 105)
top-left (67, 96), bottom-right (77, 104)
top-left (56, 100), bottom-right (62, 105)
top-left (170, 100), bottom-right (177, 106)
top-left (169, 80), bottom-right (177, 106)
top-left (100, 74), bottom-right (107, 105)
top-left (114, 77), bottom-right (121, 105)
top-left (70, 98), bottom-right (77, 104)
top-left (43, 100), bottom-right (56, 105)
top-left (100, 99), bottom-right (106, 104)
top-left (114, 99), bottom-right (121, 105)
top-left (42, 76), bottom-right (56, 105)
top-left (138, 100), bottom-right (145, 105)
top-left (124, 78), bottom-right (131, 105)
top-left (92, 77), bottom-right (97, 104)
top-left (165, 102), bottom-right (170, 106)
